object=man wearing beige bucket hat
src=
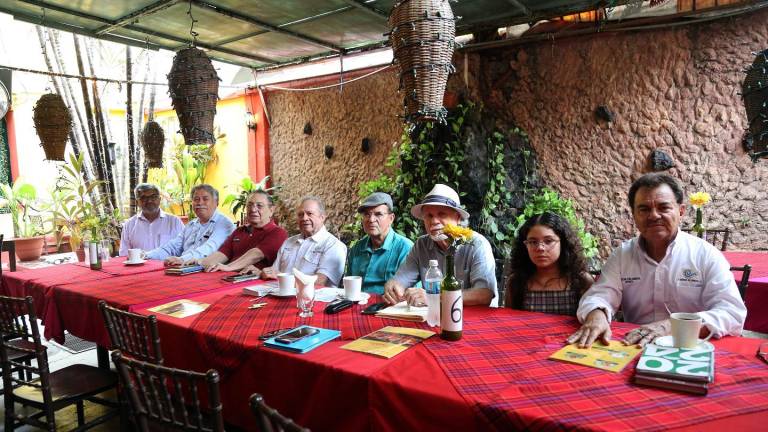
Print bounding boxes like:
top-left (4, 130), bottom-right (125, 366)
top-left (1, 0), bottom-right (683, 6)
top-left (383, 184), bottom-right (498, 307)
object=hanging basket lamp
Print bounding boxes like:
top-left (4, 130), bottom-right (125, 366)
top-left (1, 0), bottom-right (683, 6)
top-left (388, 0), bottom-right (456, 124)
top-left (167, 47), bottom-right (220, 145)
top-left (141, 120), bottom-right (165, 168)
top-left (742, 48), bottom-right (768, 161)
top-left (32, 93), bottom-right (72, 161)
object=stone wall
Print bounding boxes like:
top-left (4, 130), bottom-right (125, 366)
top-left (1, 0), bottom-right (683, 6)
top-left (266, 71), bottom-right (403, 234)
top-left (266, 9), bottom-right (768, 251)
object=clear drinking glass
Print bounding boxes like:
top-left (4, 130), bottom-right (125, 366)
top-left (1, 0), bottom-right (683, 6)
top-left (296, 282), bottom-right (315, 318)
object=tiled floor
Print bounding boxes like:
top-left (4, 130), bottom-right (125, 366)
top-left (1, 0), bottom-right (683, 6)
top-left (0, 322), bottom-right (121, 431)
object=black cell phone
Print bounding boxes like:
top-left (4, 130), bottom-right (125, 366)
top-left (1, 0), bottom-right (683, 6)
top-left (361, 302), bottom-right (389, 315)
top-left (324, 299), bottom-right (355, 314)
top-left (274, 327), bottom-right (320, 344)
top-left (258, 328), bottom-right (293, 341)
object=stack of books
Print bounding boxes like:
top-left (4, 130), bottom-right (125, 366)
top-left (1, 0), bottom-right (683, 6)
top-left (375, 301), bottom-right (427, 322)
top-left (634, 343), bottom-right (715, 395)
top-left (164, 264), bottom-right (204, 276)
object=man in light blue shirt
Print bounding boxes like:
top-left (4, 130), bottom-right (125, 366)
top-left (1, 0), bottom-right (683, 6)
top-left (146, 184), bottom-right (235, 266)
top-left (347, 192), bottom-right (413, 294)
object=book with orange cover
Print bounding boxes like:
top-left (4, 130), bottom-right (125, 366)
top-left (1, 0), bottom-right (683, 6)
top-left (549, 340), bottom-right (642, 372)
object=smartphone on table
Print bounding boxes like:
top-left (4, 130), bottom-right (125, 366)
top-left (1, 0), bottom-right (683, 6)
top-left (274, 327), bottom-right (320, 344)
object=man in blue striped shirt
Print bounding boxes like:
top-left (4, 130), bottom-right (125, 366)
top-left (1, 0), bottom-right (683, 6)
top-left (146, 184), bottom-right (235, 266)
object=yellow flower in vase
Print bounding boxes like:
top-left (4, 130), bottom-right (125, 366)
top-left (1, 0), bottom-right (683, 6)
top-left (688, 191), bottom-right (711, 234)
top-left (442, 224), bottom-right (474, 253)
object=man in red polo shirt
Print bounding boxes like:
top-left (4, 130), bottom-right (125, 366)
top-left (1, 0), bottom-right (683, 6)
top-left (197, 191), bottom-right (287, 273)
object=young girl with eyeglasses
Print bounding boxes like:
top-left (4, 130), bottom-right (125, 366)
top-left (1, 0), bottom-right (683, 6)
top-left (504, 212), bottom-right (593, 316)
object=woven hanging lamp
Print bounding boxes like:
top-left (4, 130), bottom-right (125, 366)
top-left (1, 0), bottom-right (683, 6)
top-left (742, 49), bottom-right (768, 160)
top-left (167, 47), bottom-right (219, 145)
top-left (389, 0), bottom-right (456, 124)
top-left (32, 93), bottom-right (72, 161)
top-left (141, 120), bottom-right (165, 168)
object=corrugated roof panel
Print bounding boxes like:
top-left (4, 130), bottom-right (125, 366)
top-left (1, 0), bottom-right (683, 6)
top-left (129, 3), bottom-right (255, 45)
top-left (206, 0), bottom-right (352, 25)
top-left (220, 32), bottom-right (329, 63)
top-left (288, 9), bottom-right (388, 49)
top-left (37, 0), bottom-right (163, 22)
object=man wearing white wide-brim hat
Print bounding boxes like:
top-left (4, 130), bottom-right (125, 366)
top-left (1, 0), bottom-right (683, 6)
top-left (383, 184), bottom-right (498, 307)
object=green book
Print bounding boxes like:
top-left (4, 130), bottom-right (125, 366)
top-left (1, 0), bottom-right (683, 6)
top-left (635, 344), bottom-right (715, 384)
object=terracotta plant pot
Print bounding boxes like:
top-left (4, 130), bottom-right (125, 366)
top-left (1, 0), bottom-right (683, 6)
top-left (75, 246), bottom-right (86, 262)
top-left (14, 236), bottom-right (45, 262)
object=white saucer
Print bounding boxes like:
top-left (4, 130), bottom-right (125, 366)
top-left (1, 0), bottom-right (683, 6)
top-left (340, 292), bottom-right (370, 304)
top-left (124, 259), bottom-right (146, 266)
top-left (652, 335), bottom-right (714, 351)
top-left (269, 291), bottom-right (297, 298)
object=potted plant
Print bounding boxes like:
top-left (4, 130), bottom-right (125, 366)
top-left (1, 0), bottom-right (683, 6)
top-left (0, 180), bottom-right (48, 261)
top-left (49, 153), bottom-right (115, 261)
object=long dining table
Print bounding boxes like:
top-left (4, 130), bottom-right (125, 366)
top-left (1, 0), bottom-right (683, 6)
top-left (723, 250), bottom-right (768, 333)
top-left (2, 259), bottom-right (767, 431)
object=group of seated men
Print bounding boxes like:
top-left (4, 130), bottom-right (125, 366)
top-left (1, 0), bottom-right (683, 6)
top-left (121, 173), bottom-right (746, 346)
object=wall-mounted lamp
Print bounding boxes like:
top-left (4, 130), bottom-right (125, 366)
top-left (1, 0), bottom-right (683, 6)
top-left (245, 111), bottom-right (257, 130)
top-left (107, 142), bottom-right (117, 165)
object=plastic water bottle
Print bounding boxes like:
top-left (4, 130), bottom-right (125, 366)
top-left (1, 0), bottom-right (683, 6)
top-left (425, 259), bottom-right (442, 327)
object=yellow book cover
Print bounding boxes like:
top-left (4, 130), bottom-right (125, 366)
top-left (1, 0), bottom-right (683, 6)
top-left (340, 326), bottom-right (436, 359)
top-left (148, 299), bottom-right (209, 318)
top-left (549, 341), bottom-right (642, 372)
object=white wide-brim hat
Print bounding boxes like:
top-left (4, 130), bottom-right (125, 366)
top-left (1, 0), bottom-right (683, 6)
top-left (410, 184), bottom-right (470, 221)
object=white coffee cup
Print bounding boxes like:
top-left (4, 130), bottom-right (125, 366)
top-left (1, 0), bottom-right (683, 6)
top-left (670, 312), bottom-right (711, 348)
top-left (277, 273), bottom-right (296, 295)
top-left (127, 249), bottom-right (143, 262)
top-left (343, 276), bottom-right (363, 301)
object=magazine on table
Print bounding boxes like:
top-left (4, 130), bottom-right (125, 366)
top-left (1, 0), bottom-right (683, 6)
top-left (148, 299), bottom-right (209, 318)
top-left (549, 340), bottom-right (642, 372)
top-left (340, 326), bottom-right (435, 359)
top-left (633, 342), bottom-right (715, 395)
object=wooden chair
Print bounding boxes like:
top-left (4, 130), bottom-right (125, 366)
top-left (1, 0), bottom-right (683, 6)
top-left (0, 233), bottom-right (17, 272)
top-left (98, 300), bottom-right (163, 364)
top-left (682, 227), bottom-right (730, 251)
top-left (249, 393), bottom-right (309, 432)
top-left (730, 265), bottom-right (752, 300)
top-left (0, 295), bottom-right (118, 431)
top-left (112, 351), bottom-right (225, 432)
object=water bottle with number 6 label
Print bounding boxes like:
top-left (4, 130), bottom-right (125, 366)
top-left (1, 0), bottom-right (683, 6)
top-left (424, 260), bottom-right (442, 327)
top-left (440, 254), bottom-right (462, 341)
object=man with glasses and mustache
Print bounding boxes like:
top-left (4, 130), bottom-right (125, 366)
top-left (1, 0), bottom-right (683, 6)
top-left (195, 191), bottom-right (287, 273)
top-left (568, 173), bottom-right (746, 349)
top-left (383, 184), bottom-right (498, 307)
top-left (346, 193), bottom-right (413, 294)
top-left (118, 183), bottom-right (184, 257)
top-left (146, 184), bottom-right (235, 266)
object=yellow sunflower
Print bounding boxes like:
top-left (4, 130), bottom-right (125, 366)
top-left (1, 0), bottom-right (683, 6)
top-left (689, 192), bottom-right (711, 208)
top-left (443, 224), bottom-right (473, 243)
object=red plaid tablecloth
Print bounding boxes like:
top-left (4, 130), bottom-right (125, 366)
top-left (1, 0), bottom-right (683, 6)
top-left (48, 270), bottom-right (233, 345)
top-left (2, 264), bottom-right (113, 321)
top-left (189, 294), bottom-right (427, 372)
top-left (424, 309), bottom-right (768, 431)
top-left (72, 256), bottom-right (165, 276)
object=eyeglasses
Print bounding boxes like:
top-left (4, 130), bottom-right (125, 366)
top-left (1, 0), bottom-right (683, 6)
top-left (138, 194), bottom-right (160, 201)
top-left (361, 211), bottom-right (391, 220)
top-left (523, 239), bottom-right (560, 249)
top-left (758, 343), bottom-right (768, 365)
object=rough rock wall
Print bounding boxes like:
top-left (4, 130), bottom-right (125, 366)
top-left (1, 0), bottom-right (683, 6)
top-left (266, 71), bottom-right (403, 234)
top-left (462, 10), bottom-right (768, 250)
top-left (266, 10), bottom-right (768, 250)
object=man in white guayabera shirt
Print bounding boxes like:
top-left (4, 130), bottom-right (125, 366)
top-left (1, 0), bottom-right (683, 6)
top-left (568, 173), bottom-right (746, 348)
top-left (146, 184), bottom-right (235, 266)
top-left (118, 183), bottom-right (183, 257)
top-left (260, 196), bottom-right (346, 287)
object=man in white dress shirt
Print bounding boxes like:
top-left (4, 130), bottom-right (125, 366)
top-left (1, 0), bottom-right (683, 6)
top-left (146, 184), bottom-right (235, 266)
top-left (568, 173), bottom-right (746, 348)
top-left (118, 183), bottom-right (184, 257)
top-left (260, 196), bottom-right (346, 287)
